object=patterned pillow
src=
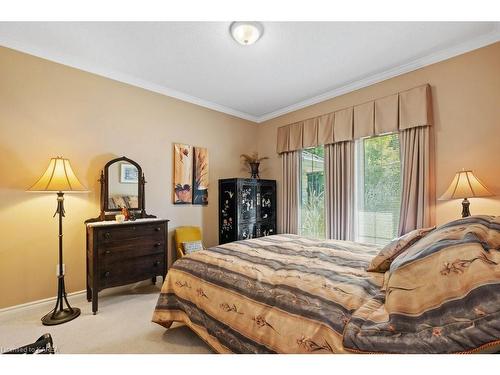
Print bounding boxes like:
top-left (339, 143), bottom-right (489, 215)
top-left (182, 240), bottom-right (204, 255)
top-left (344, 215), bottom-right (500, 353)
top-left (367, 226), bottom-right (435, 272)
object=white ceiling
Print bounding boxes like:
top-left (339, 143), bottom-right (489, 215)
top-left (0, 22), bottom-right (499, 122)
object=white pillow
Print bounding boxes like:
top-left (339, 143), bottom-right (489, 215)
top-left (182, 240), bottom-right (204, 255)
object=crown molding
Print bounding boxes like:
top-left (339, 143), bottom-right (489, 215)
top-left (0, 26), bottom-right (499, 125)
top-left (0, 38), bottom-right (261, 123)
top-left (255, 27), bottom-right (500, 123)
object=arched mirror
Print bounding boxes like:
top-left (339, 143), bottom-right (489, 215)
top-left (105, 158), bottom-right (140, 211)
top-left (94, 156), bottom-right (152, 220)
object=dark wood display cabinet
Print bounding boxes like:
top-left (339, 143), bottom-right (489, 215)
top-left (218, 178), bottom-right (277, 244)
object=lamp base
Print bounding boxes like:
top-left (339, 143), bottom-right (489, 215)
top-left (42, 307), bottom-right (81, 326)
top-left (461, 198), bottom-right (471, 218)
top-left (42, 192), bottom-right (81, 326)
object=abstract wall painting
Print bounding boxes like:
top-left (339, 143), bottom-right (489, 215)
top-left (193, 147), bottom-right (209, 205)
top-left (173, 143), bottom-right (193, 204)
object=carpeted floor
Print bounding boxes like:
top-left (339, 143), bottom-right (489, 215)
top-left (0, 281), bottom-right (212, 354)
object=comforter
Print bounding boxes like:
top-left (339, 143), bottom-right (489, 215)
top-left (152, 234), bottom-right (384, 353)
top-left (152, 216), bottom-right (500, 353)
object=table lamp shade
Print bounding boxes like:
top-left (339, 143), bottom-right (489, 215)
top-left (439, 170), bottom-right (492, 200)
top-left (28, 157), bottom-right (88, 192)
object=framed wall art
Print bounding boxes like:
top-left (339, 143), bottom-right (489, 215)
top-left (173, 143), bottom-right (193, 204)
top-left (193, 147), bottom-right (209, 205)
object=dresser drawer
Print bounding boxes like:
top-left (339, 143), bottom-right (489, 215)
top-left (97, 223), bottom-right (165, 244)
top-left (99, 239), bottom-right (165, 262)
top-left (99, 254), bottom-right (165, 288)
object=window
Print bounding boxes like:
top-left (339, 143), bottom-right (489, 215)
top-left (355, 133), bottom-right (401, 245)
top-left (300, 146), bottom-right (325, 239)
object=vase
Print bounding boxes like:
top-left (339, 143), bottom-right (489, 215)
top-left (249, 162), bottom-right (260, 179)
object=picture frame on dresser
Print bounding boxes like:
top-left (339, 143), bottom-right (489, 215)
top-left (85, 156), bottom-right (170, 314)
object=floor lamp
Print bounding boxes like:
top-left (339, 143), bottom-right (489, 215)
top-left (28, 157), bottom-right (88, 325)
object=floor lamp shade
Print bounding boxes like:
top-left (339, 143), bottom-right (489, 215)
top-left (28, 157), bottom-right (88, 192)
top-left (439, 170), bottom-right (493, 218)
top-left (28, 156), bottom-right (88, 325)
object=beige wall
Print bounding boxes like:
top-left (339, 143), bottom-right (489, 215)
top-left (1, 42), bottom-right (499, 309)
top-left (257, 42), bottom-right (500, 230)
top-left (0, 47), bottom-right (257, 308)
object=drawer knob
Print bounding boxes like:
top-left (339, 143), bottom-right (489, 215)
top-left (154, 242), bottom-right (161, 247)
top-left (153, 260), bottom-right (160, 267)
top-left (105, 250), bottom-right (111, 255)
top-left (104, 232), bottom-right (111, 239)
top-left (155, 227), bottom-right (161, 232)
top-left (104, 271), bottom-right (110, 278)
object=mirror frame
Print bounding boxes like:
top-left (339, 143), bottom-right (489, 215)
top-left (103, 156), bottom-right (142, 213)
top-left (85, 156), bottom-right (156, 224)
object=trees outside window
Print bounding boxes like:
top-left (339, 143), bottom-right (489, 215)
top-left (298, 135), bottom-right (401, 245)
top-left (300, 146), bottom-right (325, 239)
top-left (355, 133), bottom-right (401, 245)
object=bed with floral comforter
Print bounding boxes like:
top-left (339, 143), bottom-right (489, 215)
top-left (152, 216), bottom-right (500, 354)
top-left (153, 234), bottom-right (383, 353)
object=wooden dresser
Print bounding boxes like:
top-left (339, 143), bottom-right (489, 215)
top-left (85, 218), bottom-right (169, 314)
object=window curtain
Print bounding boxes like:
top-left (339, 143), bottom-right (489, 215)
top-left (276, 84), bottom-right (434, 239)
top-left (398, 126), bottom-right (435, 235)
top-left (280, 151), bottom-right (300, 234)
top-left (325, 141), bottom-right (354, 240)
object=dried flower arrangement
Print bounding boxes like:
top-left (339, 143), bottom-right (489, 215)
top-left (240, 152), bottom-right (269, 179)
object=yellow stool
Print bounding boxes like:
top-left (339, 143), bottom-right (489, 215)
top-left (175, 226), bottom-right (202, 258)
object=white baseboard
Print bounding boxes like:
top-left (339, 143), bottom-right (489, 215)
top-left (0, 290), bottom-right (86, 314)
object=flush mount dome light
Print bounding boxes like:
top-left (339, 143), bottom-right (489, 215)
top-left (230, 22), bottom-right (263, 45)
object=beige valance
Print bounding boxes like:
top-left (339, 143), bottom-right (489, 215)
top-left (277, 84), bottom-right (432, 153)
top-left (288, 122), bottom-right (303, 151)
top-left (318, 113), bottom-right (335, 145)
top-left (375, 93), bottom-right (399, 134)
top-left (354, 101), bottom-right (375, 139)
top-left (302, 118), bottom-right (318, 148)
top-left (277, 126), bottom-right (290, 154)
top-left (399, 84), bottom-right (433, 129)
top-left (334, 107), bottom-right (354, 142)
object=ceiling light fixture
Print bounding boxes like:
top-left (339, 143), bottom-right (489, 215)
top-left (230, 22), bottom-right (263, 46)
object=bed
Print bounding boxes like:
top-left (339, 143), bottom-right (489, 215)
top-left (152, 216), bottom-right (500, 354)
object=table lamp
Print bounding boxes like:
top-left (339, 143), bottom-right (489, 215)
top-left (439, 169), bottom-right (493, 218)
top-left (28, 157), bottom-right (88, 325)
